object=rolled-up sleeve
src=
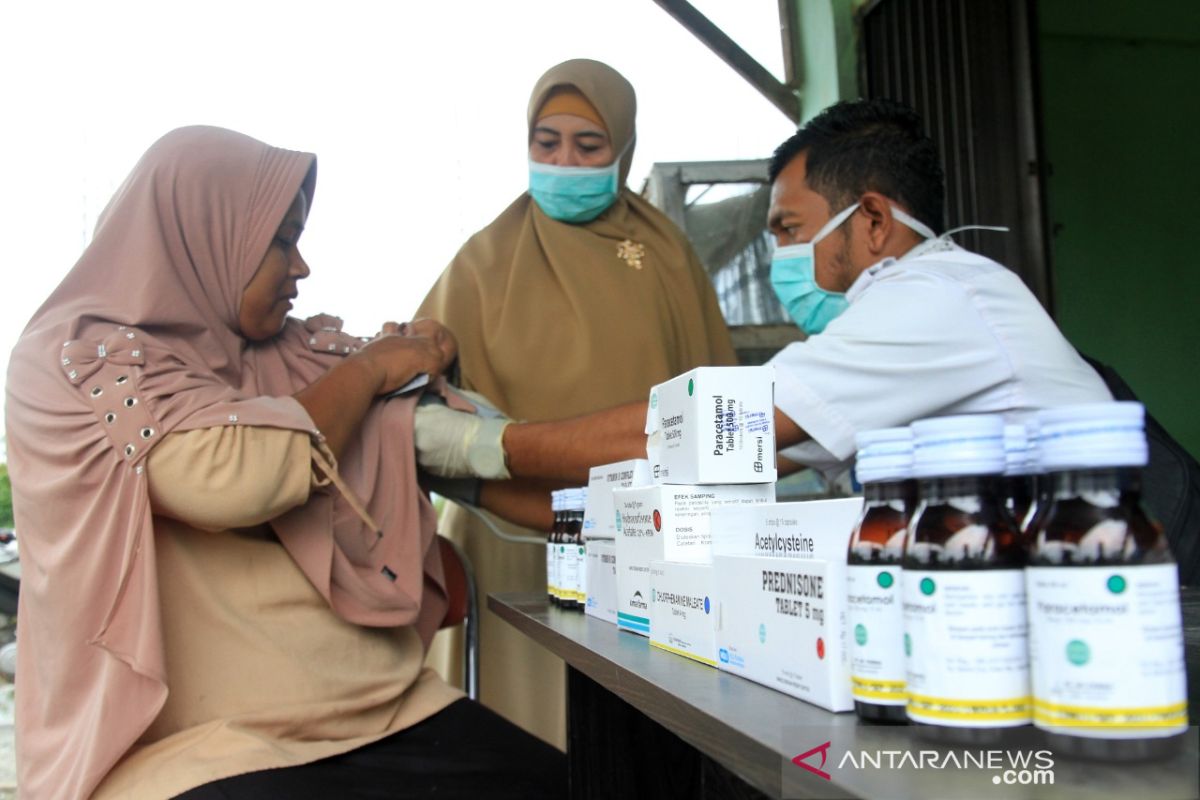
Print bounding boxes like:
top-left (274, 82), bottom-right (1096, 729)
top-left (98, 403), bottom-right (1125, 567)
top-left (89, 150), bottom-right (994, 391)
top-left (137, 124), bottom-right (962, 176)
top-left (147, 426), bottom-right (320, 532)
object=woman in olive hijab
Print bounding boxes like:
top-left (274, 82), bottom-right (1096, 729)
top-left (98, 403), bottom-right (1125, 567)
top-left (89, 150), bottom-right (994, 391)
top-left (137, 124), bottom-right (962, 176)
top-left (418, 59), bottom-right (736, 747)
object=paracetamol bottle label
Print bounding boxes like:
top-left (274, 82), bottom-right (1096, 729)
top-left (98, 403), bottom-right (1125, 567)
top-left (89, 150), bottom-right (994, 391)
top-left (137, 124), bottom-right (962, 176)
top-left (546, 542), bottom-right (557, 596)
top-left (903, 568), bottom-right (1030, 726)
top-left (1027, 563), bottom-right (1188, 738)
top-left (847, 564), bottom-right (906, 705)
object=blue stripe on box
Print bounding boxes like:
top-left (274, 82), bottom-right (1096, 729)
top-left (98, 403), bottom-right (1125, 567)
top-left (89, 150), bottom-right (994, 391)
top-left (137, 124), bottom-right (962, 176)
top-left (618, 612), bottom-right (650, 633)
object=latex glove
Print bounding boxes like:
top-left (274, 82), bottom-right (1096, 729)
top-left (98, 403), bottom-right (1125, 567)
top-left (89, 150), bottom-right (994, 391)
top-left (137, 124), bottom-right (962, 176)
top-left (414, 403), bottom-right (512, 479)
top-left (445, 386), bottom-right (506, 420)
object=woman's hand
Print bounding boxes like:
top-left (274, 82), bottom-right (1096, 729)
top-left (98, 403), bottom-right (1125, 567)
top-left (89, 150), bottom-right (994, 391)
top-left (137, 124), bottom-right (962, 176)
top-left (296, 319), bottom-right (460, 458)
top-left (355, 319), bottom-right (457, 396)
top-left (356, 328), bottom-right (446, 396)
top-left (402, 318), bottom-right (457, 372)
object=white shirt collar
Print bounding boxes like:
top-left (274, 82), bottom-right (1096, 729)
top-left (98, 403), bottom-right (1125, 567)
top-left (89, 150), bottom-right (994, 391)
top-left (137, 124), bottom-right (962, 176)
top-left (845, 238), bottom-right (966, 303)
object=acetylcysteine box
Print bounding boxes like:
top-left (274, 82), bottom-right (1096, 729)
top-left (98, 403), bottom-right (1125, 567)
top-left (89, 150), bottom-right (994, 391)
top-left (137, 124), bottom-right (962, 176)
top-left (710, 499), bottom-right (864, 561)
top-left (706, 499), bottom-right (860, 712)
top-left (650, 560), bottom-right (717, 667)
top-left (584, 540), bottom-right (618, 624)
top-left (614, 482), bottom-right (775, 636)
top-left (713, 554), bottom-right (852, 712)
top-left (645, 366), bottom-right (776, 485)
top-left (583, 459), bottom-right (651, 540)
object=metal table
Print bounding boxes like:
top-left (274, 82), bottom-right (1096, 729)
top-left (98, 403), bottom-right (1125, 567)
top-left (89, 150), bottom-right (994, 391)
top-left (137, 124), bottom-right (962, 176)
top-left (491, 590), bottom-right (1200, 800)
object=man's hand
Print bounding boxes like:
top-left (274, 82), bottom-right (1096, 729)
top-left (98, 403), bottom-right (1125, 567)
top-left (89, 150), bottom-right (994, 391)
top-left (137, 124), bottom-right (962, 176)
top-left (414, 404), bottom-right (512, 480)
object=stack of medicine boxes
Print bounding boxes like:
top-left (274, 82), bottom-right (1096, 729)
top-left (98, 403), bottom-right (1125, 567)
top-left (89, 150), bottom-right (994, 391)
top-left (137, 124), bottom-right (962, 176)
top-left (582, 458), bottom-right (652, 624)
top-left (613, 366), bottom-right (777, 665)
top-left (708, 496), bottom-right (862, 712)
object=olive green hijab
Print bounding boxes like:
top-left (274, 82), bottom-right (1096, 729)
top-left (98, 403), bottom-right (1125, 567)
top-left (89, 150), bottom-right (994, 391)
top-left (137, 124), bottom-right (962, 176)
top-left (419, 59), bottom-right (735, 421)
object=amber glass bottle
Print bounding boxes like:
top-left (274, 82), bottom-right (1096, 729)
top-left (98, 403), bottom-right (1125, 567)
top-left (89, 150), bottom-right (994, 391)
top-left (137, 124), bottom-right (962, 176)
top-left (547, 491), bottom-right (563, 606)
top-left (561, 489), bottom-right (587, 611)
top-left (847, 427), bottom-right (916, 723)
top-left (1028, 402), bottom-right (1187, 760)
top-left (903, 415), bottom-right (1029, 744)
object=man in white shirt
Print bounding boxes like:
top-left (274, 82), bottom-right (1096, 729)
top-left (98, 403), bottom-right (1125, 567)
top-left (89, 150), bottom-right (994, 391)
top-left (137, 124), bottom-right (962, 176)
top-left (762, 98), bottom-right (1110, 473)
top-left (416, 99), bottom-right (1111, 517)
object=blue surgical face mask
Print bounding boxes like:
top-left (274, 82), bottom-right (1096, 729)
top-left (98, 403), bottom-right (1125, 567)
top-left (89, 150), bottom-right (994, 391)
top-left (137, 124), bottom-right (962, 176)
top-left (528, 157), bottom-right (621, 224)
top-left (770, 202), bottom-right (938, 334)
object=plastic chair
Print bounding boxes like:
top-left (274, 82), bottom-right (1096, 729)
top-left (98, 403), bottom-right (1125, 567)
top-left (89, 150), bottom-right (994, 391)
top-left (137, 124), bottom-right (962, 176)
top-left (436, 534), bottom-right (480, 701)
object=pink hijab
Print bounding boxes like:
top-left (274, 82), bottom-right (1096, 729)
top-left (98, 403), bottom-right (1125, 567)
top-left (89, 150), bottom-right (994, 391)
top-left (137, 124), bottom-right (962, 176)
top-left (4, 127), bottom-right (448, 799)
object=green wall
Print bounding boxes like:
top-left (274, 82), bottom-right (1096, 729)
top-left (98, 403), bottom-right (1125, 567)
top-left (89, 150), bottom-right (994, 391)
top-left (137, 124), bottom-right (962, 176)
top-left (1038, 0), bottom-right (1200, 458)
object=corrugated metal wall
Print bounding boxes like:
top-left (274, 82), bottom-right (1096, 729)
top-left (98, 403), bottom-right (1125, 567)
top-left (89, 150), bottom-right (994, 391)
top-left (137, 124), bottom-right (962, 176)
top-left (859, 0), bottom-right (1052, 308)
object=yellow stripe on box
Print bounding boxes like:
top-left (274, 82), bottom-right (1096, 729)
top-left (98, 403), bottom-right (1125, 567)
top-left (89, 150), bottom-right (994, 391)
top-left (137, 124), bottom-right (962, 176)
top-left (649, 640), bottom-right (718, 667)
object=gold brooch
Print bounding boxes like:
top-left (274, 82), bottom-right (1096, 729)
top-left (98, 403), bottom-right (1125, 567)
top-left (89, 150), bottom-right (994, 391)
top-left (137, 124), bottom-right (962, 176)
top-left (616, 239), bottom-right (646, 270)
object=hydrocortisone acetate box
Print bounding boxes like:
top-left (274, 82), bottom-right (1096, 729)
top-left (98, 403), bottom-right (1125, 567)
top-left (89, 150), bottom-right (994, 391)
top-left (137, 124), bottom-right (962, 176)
top-left (583, 459), bottom-right (651, 540)
top-left (645, 366), bottom-right (776, 485)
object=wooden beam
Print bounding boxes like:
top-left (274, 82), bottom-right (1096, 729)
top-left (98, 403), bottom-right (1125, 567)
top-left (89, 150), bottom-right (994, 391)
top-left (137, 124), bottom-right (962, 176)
top-left (653, 0), bottom-right (801, 124)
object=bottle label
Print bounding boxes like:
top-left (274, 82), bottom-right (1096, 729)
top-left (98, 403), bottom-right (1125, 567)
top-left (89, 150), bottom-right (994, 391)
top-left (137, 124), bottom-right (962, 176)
top-left (554, 544), bottom-right (567, 601)
top-left (547, 542), bottom-right (558, 597)
top-left (576, 546), bottom-right (585, 604)
top-left (1027, 563), bottom-right (1188, 738)
top-left (561, 545), bottom-right (581, 602)
top-left (903, 568), bottom-right (1031, 727)
top-left (847, 564), bottom-right (906, 705)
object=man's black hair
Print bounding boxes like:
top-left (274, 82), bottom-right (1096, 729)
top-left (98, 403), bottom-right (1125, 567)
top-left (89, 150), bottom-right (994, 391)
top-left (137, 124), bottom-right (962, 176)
top-left (768, 99), bottom-right (945, 234)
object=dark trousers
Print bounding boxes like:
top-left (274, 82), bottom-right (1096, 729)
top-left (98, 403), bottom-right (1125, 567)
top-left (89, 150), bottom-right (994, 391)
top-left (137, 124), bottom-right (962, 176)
top-left (174, 698), bottom-right (567, 799)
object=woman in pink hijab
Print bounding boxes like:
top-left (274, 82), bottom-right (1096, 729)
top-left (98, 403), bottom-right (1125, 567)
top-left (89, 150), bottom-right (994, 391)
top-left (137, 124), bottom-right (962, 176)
top-left (4, 127), bottom-right (564, 799)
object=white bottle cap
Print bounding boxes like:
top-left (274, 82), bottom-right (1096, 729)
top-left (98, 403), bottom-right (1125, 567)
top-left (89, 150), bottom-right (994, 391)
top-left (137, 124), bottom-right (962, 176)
top-left (1037, 402), bottom-right (1147, 470)
top-left (854, 426), bottom-right (914, 484)
top-left (1003, 423), bottom-right (1038, 476)
top-left (1024, 417), bottom-right (1042, 475)
top-left (911, 414), bottom-right (1006, 478)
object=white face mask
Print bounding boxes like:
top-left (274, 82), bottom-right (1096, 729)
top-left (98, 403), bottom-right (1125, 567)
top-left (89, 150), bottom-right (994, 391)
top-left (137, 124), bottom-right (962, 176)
top-left (769, 203), bottom-right (939, 334)
top-left (901, 212), bottom-right (1010, 259)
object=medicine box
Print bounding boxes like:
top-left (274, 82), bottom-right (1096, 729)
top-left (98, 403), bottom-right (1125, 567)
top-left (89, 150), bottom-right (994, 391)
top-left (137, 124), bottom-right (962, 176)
top-left (583, 459), bottom-right (651, 540)
top-left (713, 554), bottom-right (852, 712)
top-left (614, 482), bottom-right (775, 636)
top-left (710, 499), bottom-right (864, 561)
top-left (584, 540), bottom-right (618, 624)
top-left (646, 366), bottom-right (776, 485)
top-left (650, 560), bottom-right (717, 667)
top-left (707, 499), bottom-right (862, 712)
